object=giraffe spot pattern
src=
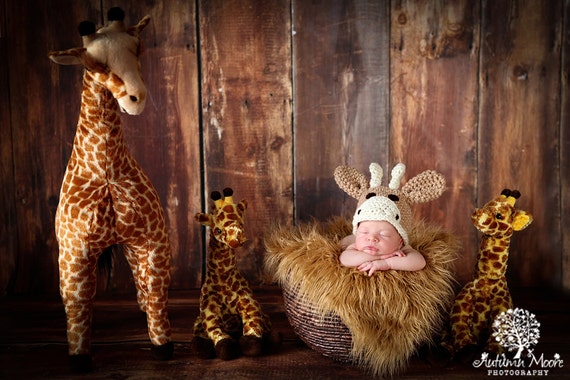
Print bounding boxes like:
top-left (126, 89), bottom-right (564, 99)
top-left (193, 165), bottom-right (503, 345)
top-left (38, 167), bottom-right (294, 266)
top-left (55, 30), bottom-right (172, 355)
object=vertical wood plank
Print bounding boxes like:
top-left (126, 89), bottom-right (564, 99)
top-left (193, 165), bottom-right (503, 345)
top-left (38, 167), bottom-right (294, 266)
top-left (113, 1), bottom-right (203, 290)
top-left (479, 0), bottom-right (562, 287)
top-left (390, 0), bottom-right (480, 283)
top-left (199, 0), bottom-right (293, 283)
top-left (560, 0), bottom-right (569, 291)
top-left (9, 0), bottom-right (98, 294)
top-left (0, 0), bottom-right (16, 295)
top-left (293, 0), bottom-right (390, 221)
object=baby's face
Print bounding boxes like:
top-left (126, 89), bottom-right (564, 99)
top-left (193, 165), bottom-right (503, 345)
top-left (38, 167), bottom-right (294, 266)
top-left (354, 221), bottom-right (403, 256)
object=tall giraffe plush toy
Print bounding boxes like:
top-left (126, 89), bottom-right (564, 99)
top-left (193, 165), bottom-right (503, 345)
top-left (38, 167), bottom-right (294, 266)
top-left (192, 188), bottom-right (275, 360)
top-left (441, 189), bottom-right (532, 358)
top-left (49, 8), bottom-right (173, 372)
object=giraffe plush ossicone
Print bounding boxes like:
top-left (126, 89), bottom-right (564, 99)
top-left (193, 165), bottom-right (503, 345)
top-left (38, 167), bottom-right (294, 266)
top-left (49, 8), bottom-right (173, 372)
top-left (192, 188), bottom-right (277, 360)
top-left (440, 189), bottom-right (532, 358)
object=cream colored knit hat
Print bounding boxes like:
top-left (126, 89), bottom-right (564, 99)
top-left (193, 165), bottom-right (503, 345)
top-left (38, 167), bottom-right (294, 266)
top-left (352, 195), bottom-right (408, 245)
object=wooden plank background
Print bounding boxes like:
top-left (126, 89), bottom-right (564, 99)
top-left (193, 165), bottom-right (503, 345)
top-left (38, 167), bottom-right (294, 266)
top-left (0, 0), bottom-right (568, 295)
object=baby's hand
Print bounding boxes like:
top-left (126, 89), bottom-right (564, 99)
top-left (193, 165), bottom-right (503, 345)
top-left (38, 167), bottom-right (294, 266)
top-left (357, 259), bottom-right (391, 276)
top-left (393, 249), bottom-right (406, 257)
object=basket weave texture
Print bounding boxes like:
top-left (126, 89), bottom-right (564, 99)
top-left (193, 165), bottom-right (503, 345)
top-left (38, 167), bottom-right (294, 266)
top-left (282, 282), bottom-right (352, 363)
top-left (264, 217), bottom-right (459, 377)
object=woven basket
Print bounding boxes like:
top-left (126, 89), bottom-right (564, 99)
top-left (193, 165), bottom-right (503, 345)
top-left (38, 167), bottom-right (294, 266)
top-left (282, 282), bottom-right (353, 362)
top-left (265, 218), bottom-right (459, 376)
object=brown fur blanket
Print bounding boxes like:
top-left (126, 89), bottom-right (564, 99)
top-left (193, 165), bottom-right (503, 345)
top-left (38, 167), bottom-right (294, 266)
top-left (264, 217), bottom-right (459, 377)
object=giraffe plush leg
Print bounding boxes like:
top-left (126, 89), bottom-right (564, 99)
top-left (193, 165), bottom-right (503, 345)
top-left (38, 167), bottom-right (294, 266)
top-left (126, 242), bottom-right (173, 360)
top-left (236, 293), bottom-right (266, 357)
top-left (123, 246), bottom-right (147, 312)
top-left (191, 317), bottom-right (216, 359)
top-left (200, 303), bottom-right (239, 360)
top-left (442, 286), bottom-right (478, 355)
top-left (58, 242), bottom-right (99, 372)
top-left (485, 289), bottom-right (513, 353)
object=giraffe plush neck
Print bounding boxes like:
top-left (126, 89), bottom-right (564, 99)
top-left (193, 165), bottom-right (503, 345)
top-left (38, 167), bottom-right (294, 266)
top-left (49, 8), bottom-right (173, 372)
top-left (441, 189), bottom-right (532, 357)
top-left (472, 190), bottom-right (531, 279)
top-left (192, 188), bottom-right (274, 360)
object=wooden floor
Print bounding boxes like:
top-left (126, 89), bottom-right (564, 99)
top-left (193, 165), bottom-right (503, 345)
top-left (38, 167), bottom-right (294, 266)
top-left (1, 287), bottom-right (569, 379)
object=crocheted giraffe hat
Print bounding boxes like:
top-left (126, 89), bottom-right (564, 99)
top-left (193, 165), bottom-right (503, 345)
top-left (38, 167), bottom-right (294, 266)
top-left (334, 163), bottom-right (447, 242)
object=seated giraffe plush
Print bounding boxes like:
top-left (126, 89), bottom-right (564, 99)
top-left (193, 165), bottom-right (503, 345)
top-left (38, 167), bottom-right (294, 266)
top-left (191, 188), bottom-right (278, 360)
top-left (440, 189), bottom-right (532, 359)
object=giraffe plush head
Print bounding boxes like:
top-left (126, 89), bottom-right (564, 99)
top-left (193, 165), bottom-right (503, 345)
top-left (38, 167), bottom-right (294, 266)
top-left (49, 7), bottom-right (149, 115)
top-left (472, 189), bottom-right (533, 238)
top-left (334, 163), bottom-right (446, 238)
top-left (196, 187), bottom-right (248, 249)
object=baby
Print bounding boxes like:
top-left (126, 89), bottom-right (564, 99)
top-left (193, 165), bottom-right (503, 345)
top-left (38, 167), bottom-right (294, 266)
top-left (340, 196), bottom-right (426, 276)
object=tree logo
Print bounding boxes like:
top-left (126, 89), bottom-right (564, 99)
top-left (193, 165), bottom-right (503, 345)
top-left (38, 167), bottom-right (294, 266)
top-left (492, 308), bottom-right (541, 359)
top-left (472, 307), bottom-right (565, 376)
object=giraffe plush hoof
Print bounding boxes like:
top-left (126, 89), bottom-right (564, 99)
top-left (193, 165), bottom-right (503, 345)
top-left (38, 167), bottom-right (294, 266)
top-left (215, 338), bottom-right (240, 360)
top-left (454, 344), bottom-right (481, 365)
top-left (239, 335), bottom-right (263, 357)
top-left (425, 344), bottom-right (452, 368)
top-left (191, 336), bottom-right (216, 359)
top-left (151, 341), bottom-right (174, 360)
top-left (264, 330), bottom-right (283, 353)
top-left (69, 354), bottom-right (93, 373)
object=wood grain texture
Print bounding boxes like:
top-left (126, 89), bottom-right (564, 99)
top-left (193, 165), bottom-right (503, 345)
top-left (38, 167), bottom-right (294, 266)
top-left (0, 0), bottom-right (16, 296)
top-left (390, 0), bottom-right (480, 283)
top-left (1, 0), bottom-right (569, 294)
top-left (561, 0), bottom-right (570, 291)
top-left (199, 0), bottom-right (293, 283)
top-left (478, 0), bottom-right (562, 287)
top-left (8, 0), bottom-right (96, 294)
top-left (293, 0), bottom-right (390, 221)
top-left (118, 1), bottom-right (202, 290)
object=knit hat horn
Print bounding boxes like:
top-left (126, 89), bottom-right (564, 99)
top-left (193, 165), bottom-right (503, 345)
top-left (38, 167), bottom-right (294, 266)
top-left (352, 195), bottom-right (409, 245)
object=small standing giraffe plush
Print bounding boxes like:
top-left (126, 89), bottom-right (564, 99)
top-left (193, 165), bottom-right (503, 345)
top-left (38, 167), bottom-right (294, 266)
top-left (49, 8), bottom-right (173, 372)
top-left (192, 188), bottom-right (275, 360)
top-left (441, 189), bottom-right (532, 357)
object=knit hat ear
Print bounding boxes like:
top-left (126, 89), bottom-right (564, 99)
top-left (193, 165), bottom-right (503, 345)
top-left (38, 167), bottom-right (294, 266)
top-left (352, 195), bottom-right (409, 245)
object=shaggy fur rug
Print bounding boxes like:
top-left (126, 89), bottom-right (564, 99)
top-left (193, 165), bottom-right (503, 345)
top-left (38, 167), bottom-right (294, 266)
top-left (264, 217), bottom-right (460, 377)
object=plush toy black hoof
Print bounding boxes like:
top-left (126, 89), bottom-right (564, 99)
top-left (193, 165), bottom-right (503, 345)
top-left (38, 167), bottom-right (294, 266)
top-left (239, 335), bottom-right (263, 357)
top-left (151, 341), bottom-right (174, 360)
top-left (191, 336), bottom-right (216, 359)
top-left (264, 330), bottom-right (283, 353)
top-left (69, 354), bottom-right (93, 373)
top-left (425, 344), bottom-right (452, 367)
top-left (215, 338), bottom-right (239, 360)
top-left (454, 344), bottom-right (481, 365)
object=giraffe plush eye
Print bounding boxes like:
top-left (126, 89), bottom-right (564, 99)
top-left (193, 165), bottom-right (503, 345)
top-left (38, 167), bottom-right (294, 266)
top-left (496, 213), bottom-right (503, 220)
top-left (215, 228), bottom-right (223, 235)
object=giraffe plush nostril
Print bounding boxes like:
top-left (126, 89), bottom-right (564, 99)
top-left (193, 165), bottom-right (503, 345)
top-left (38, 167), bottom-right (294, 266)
top-left (130, 95), bottom-right (138, 102)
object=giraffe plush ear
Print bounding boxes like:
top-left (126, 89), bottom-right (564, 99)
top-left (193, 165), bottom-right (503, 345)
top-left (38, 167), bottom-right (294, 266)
top-left (401, 170), bottom-right (446, 204)
top-left (48, 47), bottom-right (86, 66)
top-left (238, 200), bottom-right (248, 213)
top-left (195, 212), bottom-right (213, 227)
top-left (334, 165), bottom-right (369, 200)
top-left (512, 210), bottom-right (532, 231)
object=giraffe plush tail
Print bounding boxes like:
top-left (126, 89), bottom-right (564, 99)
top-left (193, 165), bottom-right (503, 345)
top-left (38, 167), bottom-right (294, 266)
top-left (97, 245), bottom-right (118, 290)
